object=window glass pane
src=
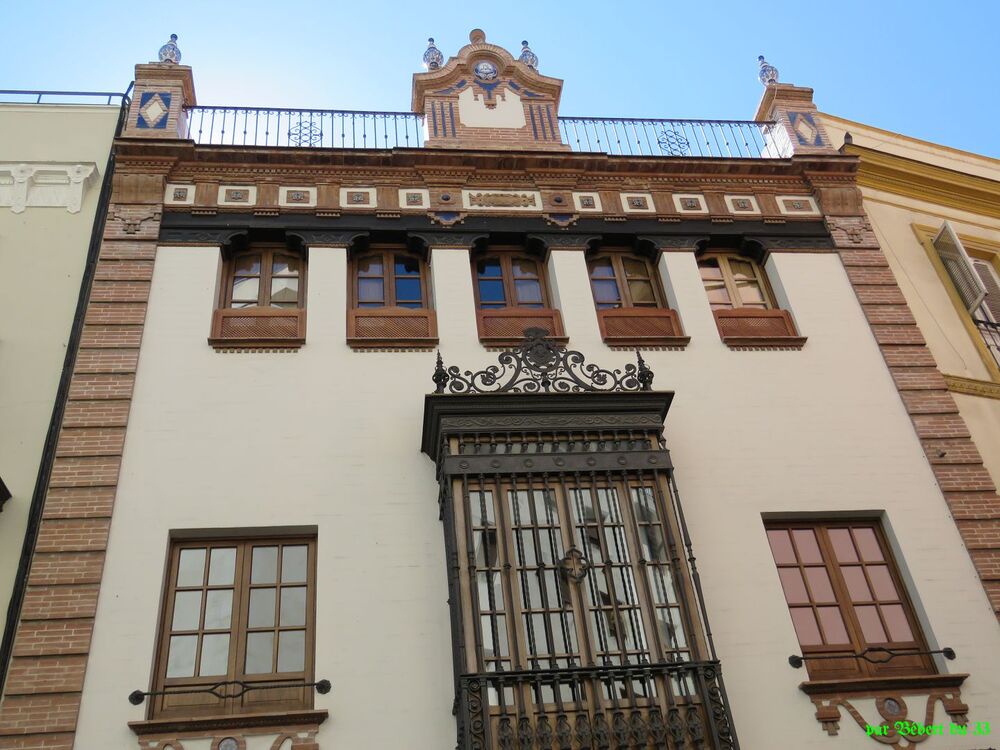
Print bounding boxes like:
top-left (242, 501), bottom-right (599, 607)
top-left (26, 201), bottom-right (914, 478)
top-left (514, 279), bottom-right (543, 305)
top-left (357, 277), bottom-right (384, 305)
top-left (208, 548), bottom-right (236, 586)
top-left (729, 259), bottom-right (755, 280)
top-left (234, 255), bottom-right (261, 275)
top-left (790, 608), bottom-right (822, 646)
top-left (282, 546), bottom-right (308, 583)
top-left (791, 529), bottom-right (822, 564)
top-left (881, 604), bottom-right (914, 642)
top-left (478, 279), bottom-right (506, 305)
top-left (647, 567), bottom-right (676, 604)
top-left (853, 528), bottom-right (884, 561)
top-left (804, 567), bottom-right (836, 603)
top-left (394, 255), bottom-right (420, 275)
top-left (278, 631), bottom-right (306, 672)
top-left (477, 258), bottom-right (501, 277)
top-left (656, 607), bottom-right (686, 649)
top-left (395, 277), bottom-right (422, 304)
top-left (231, 277), bottom-right (259, 304)
top-left (245, 632), bottom-right (274, 674)
top-left (867, 565), bottom-right (898, 600)
top-left (766, 530), bottom-right (795, 564)
top-left (251, 547), bottom-right (278, 584)
top-left (280, 587), bottom-right (307, 627)
top-left (842, 566), bottom-right (872, 602)
top-left (272, 255), bottom-right (299, 276)
top-left (628, 279), bottom-right (656, 304)
top-left (199, 633), bottom-right (230, 676)
top-left (171, 590), bottom-right (202, 631)
top-left (481, 614), bottom-right (509, 658)
top-left (166, 635), bottom-right (197, 678)
top-left (592, 279), bottom-right (621, 307)
top-left (856, 605), bottom-right (888, 642)
top-left (817, 607), bottom-right (850, 644)
top-left (703, 282), bottom-right (732, 307)
top-left (589, 259), bottom-right (615, 278)
top-left (249, 588), bottom-right (276, 628)
top-left (270, 277), bottom-right (299, 305)
top-left (204, 589), bottom-right (233, 629)
top-left (357, 256), bottom-right (383, 276)
top-left (829, 529), bottom-right (859, 562)
top-left (512, 258), bottom-right (539, 278)
top-left (622, 258), bottom-right (649, 278)
top-left (177, 548), bottom-right (206, 587)
top-left (777, 568), bottom-right (808, 604)
top-left (736, 279), bottom-right (766, 305)
top-left (698, 258), bottom-right (723, 279)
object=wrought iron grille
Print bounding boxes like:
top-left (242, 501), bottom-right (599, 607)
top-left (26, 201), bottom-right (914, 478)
top-left (974, 317), bottom-right (1000, 370)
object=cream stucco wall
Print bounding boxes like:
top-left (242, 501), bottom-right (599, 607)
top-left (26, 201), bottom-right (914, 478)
top-left (0, 103), bottom-right (118, 658)
top-left (77, 243), bottom-right (1000, 749)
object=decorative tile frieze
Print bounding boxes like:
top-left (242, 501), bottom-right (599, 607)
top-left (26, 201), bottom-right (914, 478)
top-left (572, 192), bottom-right (602, 212)
top-left (278, 186), bottom-right (317, 208)
top-left (340, 187), bottom-right (376, 208)
top-left (0, 163), bottom-right (98, 213)
top-left (164, 183), bottom-right (195, 206)
top-left (776, 195), bottom-right (820, 215)
top-left (672, 194), bottom-right (708, 213)
top-left (398, 188), bottom-right (430, 209)
top-left (217, 186), bottom-right (257, 206)
top-left (461, 189), bottom-right (543, 211)
top-left (620, 192), bottom-right (655, 213)
top-left (724, 195), bottom-right (761, 215)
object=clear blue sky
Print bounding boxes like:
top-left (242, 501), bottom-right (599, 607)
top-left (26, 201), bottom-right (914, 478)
top-left (4, 0), bottom-right (998, 158)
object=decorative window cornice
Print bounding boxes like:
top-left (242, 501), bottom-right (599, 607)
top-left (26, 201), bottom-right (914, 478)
top-left (0, 162), bottom-right (98, 213)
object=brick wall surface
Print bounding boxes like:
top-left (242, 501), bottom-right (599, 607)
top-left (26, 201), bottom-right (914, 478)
top-left (0, 184), bottom-right (161, 748)
top-left (829, 215), bottom-right (1000, 621)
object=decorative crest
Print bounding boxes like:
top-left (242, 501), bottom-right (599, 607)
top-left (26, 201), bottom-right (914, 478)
top-left (432, 328), bottom-right (654, 394)
top-left (757, 55), bottom-right (778, 86)
top-left (423, 37), bottom-right (444, 70)
top-left (158, 34), bottom-right (181, 64)
top-left (518, 40), bottom-right (538, 70)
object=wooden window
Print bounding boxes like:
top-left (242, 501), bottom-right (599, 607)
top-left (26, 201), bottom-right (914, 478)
top-left (210, 244), bottom-right (307, 349)
top-left (347, 247), bottom-right (437, 348)
top-left (697, 253), bottom-right (773, 311)
top-left (151, 537), bottom-right (316, 719)
top-left (471, 250), bottom-right (565, 345)
top-left (765, 521), bottom-right (934, 680)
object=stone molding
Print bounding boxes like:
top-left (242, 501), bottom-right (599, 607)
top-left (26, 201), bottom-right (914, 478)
top-left (0, 163), bottom-right (98, 213)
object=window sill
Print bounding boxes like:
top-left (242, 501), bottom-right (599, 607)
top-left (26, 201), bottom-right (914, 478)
top-left (129, 708), bottom-right (329, 736)
top-left (800, 672), bottom-right (967, 696)
top-left (713, 308), bottom-right (805, 350)
top-left (210, 308), bottom-right (306, 350)
top-left (596, 308), bottom-right (690, 349)
top-left (348, 307), bottom-right (438, 349)
top-left (477, 307), bottom-right (566, 348)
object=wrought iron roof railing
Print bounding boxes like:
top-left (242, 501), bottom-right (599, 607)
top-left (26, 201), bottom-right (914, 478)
top-left (182, 104), bottom-right (787, 158)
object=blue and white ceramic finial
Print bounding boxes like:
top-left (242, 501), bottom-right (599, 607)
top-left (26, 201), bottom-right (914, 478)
top-left (757, 55), bottom-right (779, 86)
top-left (518, 40), bottom-right (538, 70)
top-left (158, 34), bottom-right (181, 64)
top-left (423, 38), bottom-right (444, 70)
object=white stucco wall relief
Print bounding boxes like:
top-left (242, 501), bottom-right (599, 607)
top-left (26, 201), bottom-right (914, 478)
top-left (0, 162), bottom-right (97, 213)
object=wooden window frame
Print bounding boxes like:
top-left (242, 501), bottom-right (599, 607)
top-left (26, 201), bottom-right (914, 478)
top-left (209, 243), bottom-right (307, 350)
top-left (765, 520), bottom-right (935, 682)
top-left (698, 250), bottom-right (805, 349)
top-left (149, 536), bottom-right (317, 721)
top-left (587, 250), bottom-right (689, 348)
top-left (346, 245), bottom-right (438, 349)
top-left (471, 248), bottom-right (566, 346)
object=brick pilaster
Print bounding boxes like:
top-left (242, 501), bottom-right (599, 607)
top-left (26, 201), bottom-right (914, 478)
top-left (0, 174), bottom-right (163, 748)
top-left (829, 215), bottom-right (1000, 619)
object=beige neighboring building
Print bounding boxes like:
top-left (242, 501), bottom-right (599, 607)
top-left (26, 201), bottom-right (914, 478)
top-left (0, 93), bottom-right (125, 691)
top-left (818, 113), bottom-right (1000, 605)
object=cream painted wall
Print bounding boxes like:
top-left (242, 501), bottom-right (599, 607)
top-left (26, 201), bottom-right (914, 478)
top-left (0, 103), bottom-right (118, 659)
top-left (77, 244), bottom-right (1000, 749)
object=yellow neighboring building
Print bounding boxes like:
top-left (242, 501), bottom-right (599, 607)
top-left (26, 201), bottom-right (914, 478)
top-left (818, 114), bottom-right (1000, 496)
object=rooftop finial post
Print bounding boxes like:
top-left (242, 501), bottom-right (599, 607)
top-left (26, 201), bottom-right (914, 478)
top-left (469, 29), bottom-right (486, 44)
top-left (757, 54), bottom-right (779, 87)
top-left (423, 37), bottom-right (443, 70)
top-left (158, 33), bottom-right (181, 64)
top-left (518, 40), bottom-right (538, 70)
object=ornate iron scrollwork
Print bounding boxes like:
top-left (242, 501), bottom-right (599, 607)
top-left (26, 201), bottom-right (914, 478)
top-left (432, 328), bottom-right (654, 394)
top-left (558, 546), bottom-right (591, 582)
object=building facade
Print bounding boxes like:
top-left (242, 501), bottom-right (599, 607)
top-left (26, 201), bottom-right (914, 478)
top-left (0, 91), bottom-right (125, 697)
top-left (0, 34), bottom-right (998, 750)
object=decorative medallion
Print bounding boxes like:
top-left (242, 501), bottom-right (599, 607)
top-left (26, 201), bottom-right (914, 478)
top-left (172, 187), bottom-right (188, 202)
top-left (673, 194), bottom-right (708, 213)
top-left (462, 189), bottom-right (542, 211)
top-left (725, 195), bottom-right (761, 214)
top-left (474, 60), bottom-right (498, 81)
top-left (776, 195), bottom-right (820, 215)
top-left (406, 192), bottom-right (423, 205)
top-left (224, 189), bottom-right (248, 203)
top-left (287, 191), bottom-right (308, 203)
top-left (158, 34), bottom-right (181, 64)
top-left (349, 192), bottom-right (366, 203)
top-left (621, 193), bottom-right (655, 213)
top-left (628, 196), bottom-right (649, 209)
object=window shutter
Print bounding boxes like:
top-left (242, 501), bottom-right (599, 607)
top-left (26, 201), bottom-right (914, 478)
top-left (932, 222), bottom-right (986, 313)
top-left (972, 259), bottom-right (1000, 321)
